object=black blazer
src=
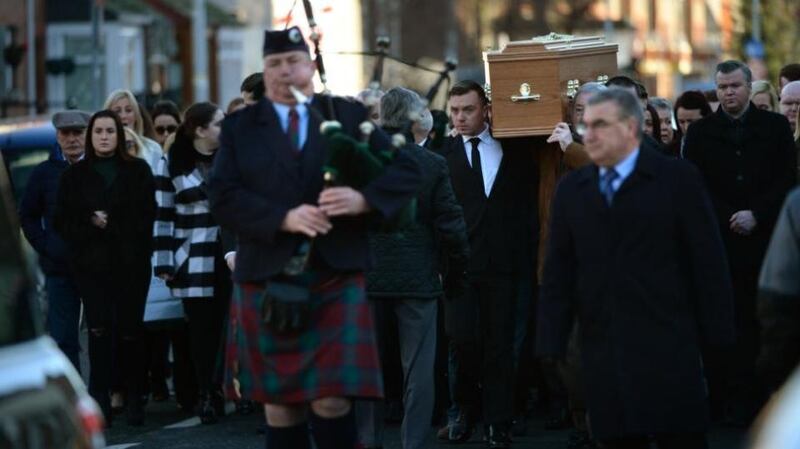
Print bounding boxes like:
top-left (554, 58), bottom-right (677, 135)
top-left (536, 146), bottom-right (734, 439)
top-left (438, 135), bottom-right (537, 275)
top-left (684, 104), bottom-right (796, 260)
top-left (53, 157), bottom-right (156, 274)
top-left (208, 95), bottom-right (422, 282)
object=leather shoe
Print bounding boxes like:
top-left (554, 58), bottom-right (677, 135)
top-left (448, 410), bottom-right (476, 443)
top-left (487, 423), bottom-right (512, 448)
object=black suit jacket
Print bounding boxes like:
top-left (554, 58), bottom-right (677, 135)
top-left (536, 146), bottom-right (734, 439)
top-left (208, 95), bottom-right (421, 282)
top-left (684, 104), bottom-right (796, 272)
top-left (438, 135), bottom-right (537, 275)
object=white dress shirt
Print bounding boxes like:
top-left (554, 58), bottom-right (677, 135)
top-left (462, 124), bottom-right (503, 196)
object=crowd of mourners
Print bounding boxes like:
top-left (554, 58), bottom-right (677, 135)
top-left (16, 24), bottom-right (800, 449)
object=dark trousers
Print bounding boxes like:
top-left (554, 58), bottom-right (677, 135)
top-left (447, 274), bottom-right (517, 425)
top-left (74, 264), bottom-right (149, 414)
top-left (145, 330), bottom-right (171, 395)
top-left (600, 432), bottom-right (708, 449)
top-left (182, 297), bottom-right (228, 393)
top-left (45, 275), bottom-right (82, 372)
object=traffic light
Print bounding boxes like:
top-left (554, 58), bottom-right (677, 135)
top-left (3, 43), bottom-right (26, 68)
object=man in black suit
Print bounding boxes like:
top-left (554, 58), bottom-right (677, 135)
top-left (208, 27), bottom-right (421, 449)
top-left (536, 88), bottom-right (734, 449)
top-left (438, 80), bottom-right (537, 448)
top-left (684, 60), bottom-right (797, 425)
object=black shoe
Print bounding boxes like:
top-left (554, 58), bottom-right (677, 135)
top-left (511, 415), bottom-right (527, 437)
top-left (448, 410), bottom-right (476, 443)
top-left (236, 399), bottom-right (256, 415)
top-left (487, 424), bottom-right (512, 448)
top-left (95, 394), bottom-right (113, 427)
top-left (211, 388), bottom-right (226, 418)
top-left (544, 406), bottom-right (571, 430)
top-left (196, 392), bottom-right (218, 425)
top-left (126, 397), bottom-right (145, 426)
top-left (151, 380), bottom-right (169, 402)
top-left (567, 430), bottom-right (596, 449)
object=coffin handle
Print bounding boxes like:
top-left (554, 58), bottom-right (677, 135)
top-left (511, 82), bottom-right (541, 102)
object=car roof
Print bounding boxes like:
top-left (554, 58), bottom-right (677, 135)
top-left (0, 124), bottom-right (58, 153)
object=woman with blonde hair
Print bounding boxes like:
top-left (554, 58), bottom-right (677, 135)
top-left (123, 127), bottom-right (161, 173)
top-left (105, 89), bottom-right (164, 157)
top-left (751, 80), bottom-right (780, 112)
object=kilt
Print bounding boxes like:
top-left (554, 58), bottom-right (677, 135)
top-left (224, 272), bottom-right (384, 404)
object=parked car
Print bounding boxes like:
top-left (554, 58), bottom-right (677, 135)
top-left (0, 153), bottom-right (105, 448)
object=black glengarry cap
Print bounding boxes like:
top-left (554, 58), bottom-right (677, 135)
top-left (263, 26), bottom-right (310, 57)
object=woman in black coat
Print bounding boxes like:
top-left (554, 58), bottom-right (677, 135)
top-left (54, 110), bottom-right (156, 426)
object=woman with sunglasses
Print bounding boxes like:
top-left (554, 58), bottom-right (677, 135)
top-left (54, 110), bottom-right (156, 426)
top-left (152, 102), bottom-right (231, 424)
top-left (151, 100), bottom-right (183, 149)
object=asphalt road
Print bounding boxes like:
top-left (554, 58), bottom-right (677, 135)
top-left (102, 398), bottom-right (748, 449)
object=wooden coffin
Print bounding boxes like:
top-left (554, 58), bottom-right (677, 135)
top-left (484, 33), bottom-right (618, 138)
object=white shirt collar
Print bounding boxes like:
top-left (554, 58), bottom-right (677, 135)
top-left (600, 147), bottom-right (640, 180)
top-left (461, 123), bottom-right (492, 144)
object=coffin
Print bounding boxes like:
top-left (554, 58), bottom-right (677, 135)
top-left (484, 33), bottom-right (619, 138)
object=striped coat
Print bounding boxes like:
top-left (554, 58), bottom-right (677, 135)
top-left (153, 156), bottom-right (221, 298)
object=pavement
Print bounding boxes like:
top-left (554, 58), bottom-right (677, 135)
top-left (102, 398), bottom-right (749, 449)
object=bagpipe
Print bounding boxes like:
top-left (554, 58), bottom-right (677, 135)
top-left (262, 2), bottom-right (419, 335)
top-left (294, 0), bottom-right (416, 224)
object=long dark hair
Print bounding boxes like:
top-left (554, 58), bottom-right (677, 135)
top-left (84, 110), bottom-right (134, 162)
top-left (168, 102), bottom-right (220, 175)
top-left (644, 103), bottom-right (662, 144)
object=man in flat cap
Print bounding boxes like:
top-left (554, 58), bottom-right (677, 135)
top-left (209, 26), bottom-right (421, 449)
top-left (19, 109), bottom-right (90, 372)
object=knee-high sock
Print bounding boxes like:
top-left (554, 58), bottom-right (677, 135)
top-left (265, 422), bottom-right (310, 449)
top-left (310, 409), bottom-right (357, 449)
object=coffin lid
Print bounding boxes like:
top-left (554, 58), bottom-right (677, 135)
top-left (484, 33), bottom-right (618, 62)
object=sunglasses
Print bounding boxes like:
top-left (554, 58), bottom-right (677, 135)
top-left (155, 125), bottom-right (177, 135)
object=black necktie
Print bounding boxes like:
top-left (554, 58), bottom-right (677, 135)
top-left (469, 137), bottom-right (483, 186)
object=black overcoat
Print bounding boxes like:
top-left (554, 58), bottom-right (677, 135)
top-left (536, 146), bottom-right (735, 439)
top-left (683, 105), bottom-right (796, 275)
top-left (53, 156), bottom-right (156, 331)
top-left (208, 95), bottom-right (421, 283)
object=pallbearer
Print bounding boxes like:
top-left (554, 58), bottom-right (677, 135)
top-left (208, 26), bottom-right (421, 449)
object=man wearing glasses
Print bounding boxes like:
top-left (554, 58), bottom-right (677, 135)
top-left (537, 88), bottom-right (734, 449)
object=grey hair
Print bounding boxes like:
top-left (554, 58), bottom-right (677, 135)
top-left (587, 87), bottom-right (644, 139)
top-left (380, 87), bottom-right (424, 129)
top-left (649, 96), bottom-right (672, 113)
top-left (716, 60), bottom-right (753, 86)
top-left (575, 81), bottom-right (607, 99)
top-left (416, 108), bottom-right (433, 134)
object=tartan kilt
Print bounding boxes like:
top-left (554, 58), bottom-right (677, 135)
top-left (224, 272), bottom-right (384, 404)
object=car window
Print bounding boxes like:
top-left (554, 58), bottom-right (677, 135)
top-left (1, 147), bottom-right (51, 203)
top-left (0, 155), bottom-right (39, 346)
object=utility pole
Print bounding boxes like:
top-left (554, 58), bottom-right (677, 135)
top-left (91, 0), bottom-right (104, 111)
top-left (26, 0), bottom-right (35, 115)
top-left (192, 0), bottom-right (209, 102)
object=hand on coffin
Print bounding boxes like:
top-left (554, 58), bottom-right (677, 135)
top-left (546, 122), bottom-right (573, 151)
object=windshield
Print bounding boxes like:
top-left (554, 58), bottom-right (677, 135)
top-left (0, 155), bottom-right (39, 346)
